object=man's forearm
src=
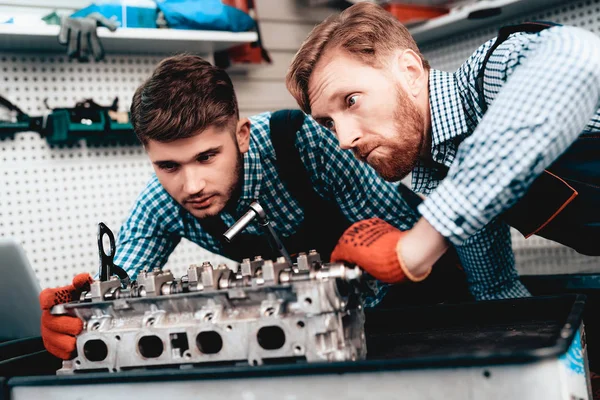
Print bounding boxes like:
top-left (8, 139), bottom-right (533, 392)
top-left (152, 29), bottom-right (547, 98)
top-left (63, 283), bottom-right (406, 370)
top-left (420, 26), bottom-right (600, 245)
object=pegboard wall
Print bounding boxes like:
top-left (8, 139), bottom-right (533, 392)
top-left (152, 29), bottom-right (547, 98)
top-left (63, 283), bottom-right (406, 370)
top-left (420, 0), bottom-right (600, 275)
top-left (1, 0), bottom-right (599, 290)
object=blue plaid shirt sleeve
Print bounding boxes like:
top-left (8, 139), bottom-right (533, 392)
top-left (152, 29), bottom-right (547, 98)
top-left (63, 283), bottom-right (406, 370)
top-left (113, 176), bottom-right (182, 280)
top-left (419, 26), bottom-right (600, 245)
top-left (455, 218), bottom-right (530, 300)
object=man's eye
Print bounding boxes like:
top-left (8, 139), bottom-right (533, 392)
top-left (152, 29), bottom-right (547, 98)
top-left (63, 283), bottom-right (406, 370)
top-left (347, 95), bottom-right (358, 107)
top-left (159, 164), bottom-right (179, 172)
top-left (198, 154), bottom-right (215, 163)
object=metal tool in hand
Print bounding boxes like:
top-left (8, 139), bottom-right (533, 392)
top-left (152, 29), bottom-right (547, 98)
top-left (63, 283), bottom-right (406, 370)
top-left (97, 222), bottom-right (130, 286)
top-left (223, 202), bottom-right (293, 266)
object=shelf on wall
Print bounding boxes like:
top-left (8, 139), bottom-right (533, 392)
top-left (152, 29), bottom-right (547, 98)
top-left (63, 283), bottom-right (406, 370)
top-left (0, 24), bottom-right (258, 55)
top-left (409, 0), bottom-right (570, 44)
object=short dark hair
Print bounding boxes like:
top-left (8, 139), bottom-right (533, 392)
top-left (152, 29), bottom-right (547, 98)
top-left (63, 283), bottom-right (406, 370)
top-left (131, 54), bottom-right (239, 145)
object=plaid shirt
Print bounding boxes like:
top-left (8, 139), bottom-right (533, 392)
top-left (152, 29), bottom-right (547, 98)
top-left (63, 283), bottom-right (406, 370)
top-left (415, 26), bottom-right (600, 299)
top-left (114, 112), bottom-right (420, 307)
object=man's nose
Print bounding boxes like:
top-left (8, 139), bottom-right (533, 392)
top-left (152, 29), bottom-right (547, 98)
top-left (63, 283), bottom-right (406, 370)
top-left (336, 120), bottom-right (361, 150)
top-left (181, 167), bottom-right (206, 195)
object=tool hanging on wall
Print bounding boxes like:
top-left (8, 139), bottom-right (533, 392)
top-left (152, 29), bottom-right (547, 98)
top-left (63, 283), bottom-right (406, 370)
top-left (215, 0), bottom-right (272, 69)
top-left (0, 95), bottom-right (136, 145)
top-left (0, 95), bottom-right (44, 140)
top-left (44, 97), bottom-right (136, 145)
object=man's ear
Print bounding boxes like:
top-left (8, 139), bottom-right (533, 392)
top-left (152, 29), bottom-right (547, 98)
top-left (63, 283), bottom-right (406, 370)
top-left (394, 49), bottom-right (428, 99)
top-left (236, 118), bottom-right (251, 153)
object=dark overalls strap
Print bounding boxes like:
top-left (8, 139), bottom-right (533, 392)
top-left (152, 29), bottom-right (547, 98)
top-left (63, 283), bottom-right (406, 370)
top-left (477, 22), bottom-right (600, 256)
top-left (269, 110), bottom-right (315, 206)
top-left (268, 109), bottom-right (351, 261)
top-left (476, 21), bottom-right (559, 113)
top-left (195, 110), bottom-right (308, 262)
top-left (198, 111), bottom-right (352, 263)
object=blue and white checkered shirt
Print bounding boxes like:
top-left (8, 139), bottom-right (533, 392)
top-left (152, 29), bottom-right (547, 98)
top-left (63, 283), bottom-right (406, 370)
top-left (114, 112), bottom-right (421, 307)
top-left (415, 26), bottom-right (600, 299)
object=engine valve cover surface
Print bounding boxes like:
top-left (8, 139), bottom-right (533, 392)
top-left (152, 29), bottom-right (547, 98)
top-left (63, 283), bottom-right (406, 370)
top-left (52, 251), bottom-right (366, 374)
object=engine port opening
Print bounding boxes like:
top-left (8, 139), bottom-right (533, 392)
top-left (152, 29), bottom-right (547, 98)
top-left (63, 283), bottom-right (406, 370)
top-left (170, 332), bottom-right (189, 358)
top-left (83, 339), bottom-right (108, 362)
top-left (196, 331), bottom-right (223, 354)
top-left (138, 335), bottom-right (164, 358)
top-left (257, 326), bottom-right (286, 350)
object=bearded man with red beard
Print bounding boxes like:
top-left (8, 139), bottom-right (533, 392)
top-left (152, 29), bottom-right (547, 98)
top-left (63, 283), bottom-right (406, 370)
top-left (286, 2), bottom-right (600, 300)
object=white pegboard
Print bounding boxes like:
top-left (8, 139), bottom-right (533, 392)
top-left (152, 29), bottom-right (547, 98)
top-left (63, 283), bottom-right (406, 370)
top-left (0, 53), bottom-right (235, 289)
top-left (420, 0), bottom-right (600, 274)
top-left (1, 53), bottom-right (161, 115)
top-left (2, 0), bottom-right (600, 289)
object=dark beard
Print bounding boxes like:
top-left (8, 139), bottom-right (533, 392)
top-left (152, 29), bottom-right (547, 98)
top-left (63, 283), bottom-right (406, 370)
top-left (223, 150), bottom-right (245, 213)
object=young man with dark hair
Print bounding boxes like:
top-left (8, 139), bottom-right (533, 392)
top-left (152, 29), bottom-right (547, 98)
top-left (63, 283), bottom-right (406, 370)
top-left (40, 54), bottom-right (467, 360)
top-left (286, 3), bottom-right (600, 299)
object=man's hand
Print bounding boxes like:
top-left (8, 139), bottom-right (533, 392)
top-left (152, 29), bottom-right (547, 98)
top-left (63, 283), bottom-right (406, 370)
top-left (39, 273), bottom-right (93, 359)
top-left (330, 218), bottom-right (427, 282)
top-left (58, 12), bottom-right (118, 62)
top-left (331, 217), bottom-right (450, 283)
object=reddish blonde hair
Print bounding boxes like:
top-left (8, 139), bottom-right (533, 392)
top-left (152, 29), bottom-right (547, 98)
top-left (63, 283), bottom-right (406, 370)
top-left (286, 2), bottom-right (429, 114)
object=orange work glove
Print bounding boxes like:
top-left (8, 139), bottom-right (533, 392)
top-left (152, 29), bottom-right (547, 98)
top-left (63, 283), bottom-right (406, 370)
top-left (331, 218), bottom-right (430, 283)
top-left (39, 273), bottom-right (93, 360)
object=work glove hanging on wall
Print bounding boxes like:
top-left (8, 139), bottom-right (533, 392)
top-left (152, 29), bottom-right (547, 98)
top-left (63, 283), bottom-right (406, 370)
top-left (39, 273), bottom-right (92, 359)
top-left (58, 12), bottom-right (118, 62)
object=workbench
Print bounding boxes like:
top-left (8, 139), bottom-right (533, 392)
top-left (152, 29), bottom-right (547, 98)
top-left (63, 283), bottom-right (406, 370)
top-left (1, 294), bottom-right (591, 400)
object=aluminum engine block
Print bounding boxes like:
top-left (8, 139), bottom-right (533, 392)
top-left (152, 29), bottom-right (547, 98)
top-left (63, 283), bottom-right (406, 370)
top-left (52, 251), bottom-right (366, 374)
